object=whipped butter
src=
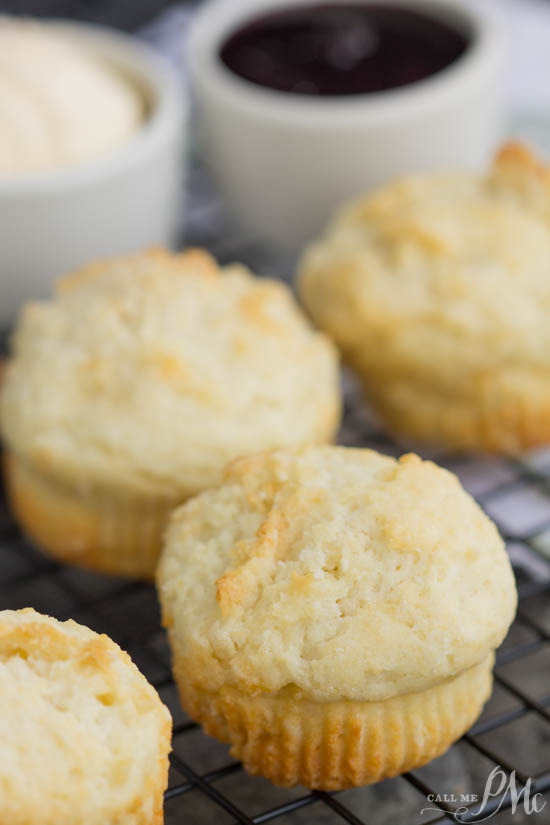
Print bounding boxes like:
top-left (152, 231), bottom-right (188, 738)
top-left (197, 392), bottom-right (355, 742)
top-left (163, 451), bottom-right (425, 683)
top-left (0, 17), bottom-right (144, 176)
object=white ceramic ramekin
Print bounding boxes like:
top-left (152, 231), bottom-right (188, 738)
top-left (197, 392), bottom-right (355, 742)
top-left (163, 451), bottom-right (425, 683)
top-left (188, 0), bottom-right (503, 252)
top-left (0, 21), bottom-right (185, 328)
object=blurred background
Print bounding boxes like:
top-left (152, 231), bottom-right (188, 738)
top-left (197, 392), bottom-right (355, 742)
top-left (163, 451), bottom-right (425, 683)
top-left (3, 0), bottom-right (550, 270)
top-left (6, 0), bottom-right (550, 278)
top-left (3, 0), bottom-right (550, 115)
top-left (2, 0), bottom-right (550, 291)
top-left (3, 1), bottom-right (550, 129)
top-left (0, 0), bottom-right (181, 30)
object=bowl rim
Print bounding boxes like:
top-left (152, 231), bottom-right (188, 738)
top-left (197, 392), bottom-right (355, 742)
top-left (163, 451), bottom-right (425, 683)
top-left (0, 19), bottom-right (185, 195)
top-left (187, 0), bottom-right (503, 126)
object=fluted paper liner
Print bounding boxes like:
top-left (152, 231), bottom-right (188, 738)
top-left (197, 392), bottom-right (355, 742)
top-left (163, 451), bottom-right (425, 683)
top-left (172, 652), bottom-right (494, 790)
top-left (4, 452), bottom-right (179, 579)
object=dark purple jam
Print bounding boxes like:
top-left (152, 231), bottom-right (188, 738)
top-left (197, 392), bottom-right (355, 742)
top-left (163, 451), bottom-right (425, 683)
top-left (219, 3), bottom-right (470, 96)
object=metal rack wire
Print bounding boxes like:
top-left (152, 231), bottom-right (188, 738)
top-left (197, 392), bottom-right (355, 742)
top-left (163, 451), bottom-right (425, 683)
top-left (1, 376), bottom-right (550, 825)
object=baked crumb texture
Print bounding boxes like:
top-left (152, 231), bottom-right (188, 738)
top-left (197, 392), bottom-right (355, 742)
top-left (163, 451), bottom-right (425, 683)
top-left (0, 248), bottom-right (340, 577)
top-left (0, 608), bottom-right (171, 825)
top-left (299, 142), bottom-right (550, 453)
top-left (158, 446), bottom-right (517, 788)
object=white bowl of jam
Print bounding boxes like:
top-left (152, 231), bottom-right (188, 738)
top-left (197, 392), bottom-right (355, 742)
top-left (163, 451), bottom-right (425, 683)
top-left (188, 0), bottom-right (503, 251)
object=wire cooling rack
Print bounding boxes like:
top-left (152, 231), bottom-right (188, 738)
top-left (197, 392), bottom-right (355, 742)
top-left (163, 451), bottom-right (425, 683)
top-left (1, 14), bottom-right (550, 812)
top-left (1, 373), bottom-right (550, 825)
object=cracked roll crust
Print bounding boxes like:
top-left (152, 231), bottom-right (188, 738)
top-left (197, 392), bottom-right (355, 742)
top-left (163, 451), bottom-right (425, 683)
top-left (0, 247), bottom-right (340, 498)
top-left (0, 608), bottom-right (171, 825)
top-left (158, 446), bottom-right (516, 703)
top-left (0, 247), bottom-right (339, 576)
top-left (298, 143), bottom-right (550, 453)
